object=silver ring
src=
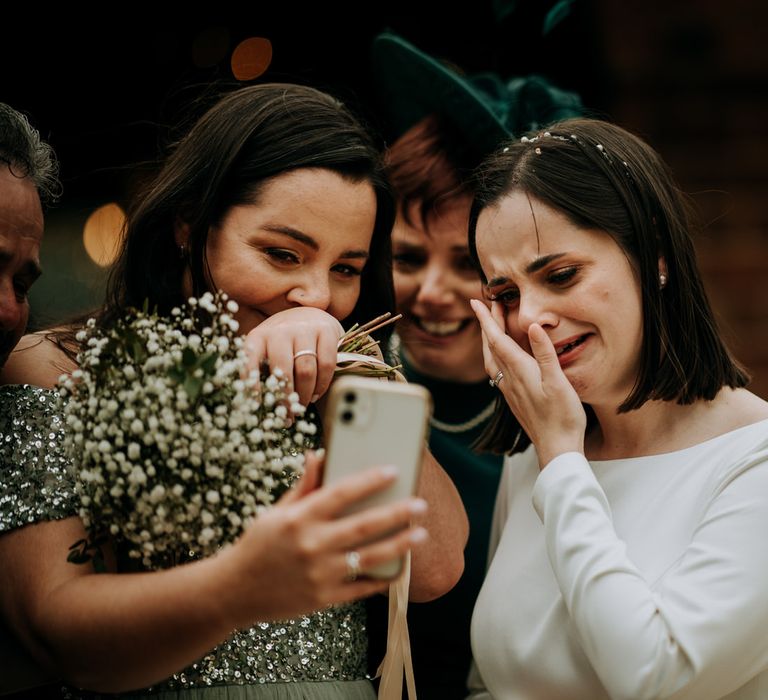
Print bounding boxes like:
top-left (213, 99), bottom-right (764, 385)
top-left (293, 349), bottom-right (318, 361)
top-left (489, 370), bottom-right (504, 389)
top-left (345, 550), bottom-right (361, 581)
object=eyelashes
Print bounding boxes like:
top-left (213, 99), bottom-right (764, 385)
top-left (487, 266), bottom-right (580, 306)
top-left (265, 249), bottom-right (362, 278)
top-left (547, 266), bottom-right (578, 285)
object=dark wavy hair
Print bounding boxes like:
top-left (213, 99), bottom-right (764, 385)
top-left (93, 83), bottom-right (395, 346)
top-left (468, 117), bottom-right (749, 454)
top-left (0, 102), bottom-right (60, 207)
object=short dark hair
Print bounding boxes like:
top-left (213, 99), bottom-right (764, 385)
top-left (0, 102), bottom-right (60, 207)
top-left (99, 83), bottom-right (395, 345)
top-left (386, 114), bottom-right (474, 229)
top-left (468, 117), bottom-right (749, 454)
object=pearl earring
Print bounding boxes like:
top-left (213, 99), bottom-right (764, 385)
top-left (659, 272), bottom-right (668, 289)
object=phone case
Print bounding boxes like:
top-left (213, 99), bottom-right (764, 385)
top-left (323, 375), bottom-right (432, 578)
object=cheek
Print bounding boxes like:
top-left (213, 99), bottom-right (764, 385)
top-left (332, 280), bottom-right (363, 321)
top-left (456, 276), bottom-right (484, 305)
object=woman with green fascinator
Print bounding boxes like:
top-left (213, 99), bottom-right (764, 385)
top-left (366, 31), bottom-right (583, 700)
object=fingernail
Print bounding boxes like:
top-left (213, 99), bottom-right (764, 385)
top-left (379, 465), bottom-right (399, 479)
top-left (410, 527), bottom-right (428, 544)
top-left (408, 498), bottom-right (428, 515)
top-left (311, 394), bottom-right (320, 404)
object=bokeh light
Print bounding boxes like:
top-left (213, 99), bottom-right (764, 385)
top-left (83, 203), bottom-right (125, 267)
top-left (231, 37), bottom-right (273, 81)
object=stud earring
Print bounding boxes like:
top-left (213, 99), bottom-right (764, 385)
top-left (659, 272), bottom-right (667, 289)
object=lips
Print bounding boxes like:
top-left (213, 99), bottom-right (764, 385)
top-left (552, 334), bottom-right (593, 366)
top-left (410, 315), bottom-right (472, 338)
top-left (555, 335), bottom-right (588, 356)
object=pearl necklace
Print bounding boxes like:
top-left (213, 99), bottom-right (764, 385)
top-left (388, 334), bottom-right (497, 434)
top-left (429, 398), bottom-right (497, 434)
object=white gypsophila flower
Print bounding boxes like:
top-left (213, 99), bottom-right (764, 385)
top-left (59, 291), bottom-right (314, 570)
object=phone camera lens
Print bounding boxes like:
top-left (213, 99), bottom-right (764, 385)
top-left (341, 410), bottom-right (354, 424)
top-left (344, 391), bottom-right (356, 404)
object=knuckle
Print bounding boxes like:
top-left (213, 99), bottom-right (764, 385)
top-left (295, 533), bottom-right (318, 558)
top-left (315, 355), bottom-right (336, 376)
top-left (281, 509), bottom-right (303, 536)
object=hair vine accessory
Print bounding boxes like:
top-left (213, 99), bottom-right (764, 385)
top-left (521, 130), bottom-right (635, 184)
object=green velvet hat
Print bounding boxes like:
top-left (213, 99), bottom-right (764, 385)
top-left (370, 32), bottom-right (584, 165)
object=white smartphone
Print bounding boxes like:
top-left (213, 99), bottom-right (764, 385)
top-left (322, 375), bottom-right (432, 578)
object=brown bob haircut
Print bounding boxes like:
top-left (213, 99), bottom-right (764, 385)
top-left (468, 117), bottom-right (749, 454)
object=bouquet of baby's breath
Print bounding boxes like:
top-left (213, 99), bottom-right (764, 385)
top-left (59, 292), bottom-right (316, 571)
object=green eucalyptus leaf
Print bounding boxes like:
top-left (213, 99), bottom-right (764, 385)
top-left (183, 376), bottom-right (202, 403)
top-left (182, 347), bottom-right (197, 368)
top-left (168, 366), bottom-right (185, 384)
top-left (200, 352), bottom-right (219, 375)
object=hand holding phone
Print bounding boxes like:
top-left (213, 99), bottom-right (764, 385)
top-left (322, 375), bottom-right (432, 578)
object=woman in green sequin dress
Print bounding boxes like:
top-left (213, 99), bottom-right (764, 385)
top-left (0, 84), bottom-right (467, 699)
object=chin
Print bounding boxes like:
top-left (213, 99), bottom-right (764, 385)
top-left (407, 346), bottom-right (484, 383)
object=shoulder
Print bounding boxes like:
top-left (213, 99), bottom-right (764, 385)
top-left (0, 331), bottom-right (77, 390)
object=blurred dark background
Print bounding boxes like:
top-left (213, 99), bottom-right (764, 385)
top-left (3, 0), bottom-right (767, 395)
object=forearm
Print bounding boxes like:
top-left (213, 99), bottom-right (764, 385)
top-left (534, 451), bottom-right (768, 700)
top-left (0, 520), bottom-right (239, 693)
top-left (409, 446), bottom-right (467, 601)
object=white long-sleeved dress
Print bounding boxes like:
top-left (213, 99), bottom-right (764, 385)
top-left (469, 419), bottom-right (768, 700)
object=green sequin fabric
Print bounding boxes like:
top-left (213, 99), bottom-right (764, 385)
top-left (0, 384), bottom-right (372, 698)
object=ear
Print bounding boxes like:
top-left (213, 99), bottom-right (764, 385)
top-left (174, 218), bottom-right (191, 248)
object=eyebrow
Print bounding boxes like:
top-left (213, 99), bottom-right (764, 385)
top-left (485, 252), bottom-right (567, 289)
top-left (262, 225), bottom-right (369, 260)
top-left (0, 249), bottom-right (42, 278)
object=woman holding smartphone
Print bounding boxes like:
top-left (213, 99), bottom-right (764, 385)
top-left (0, 83), bottom-right (466, 699)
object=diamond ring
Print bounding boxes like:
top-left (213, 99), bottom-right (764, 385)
top-left (345, 550), bottom-right (361, 581)
top-left (489, 370), bottom-right (504, 389)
